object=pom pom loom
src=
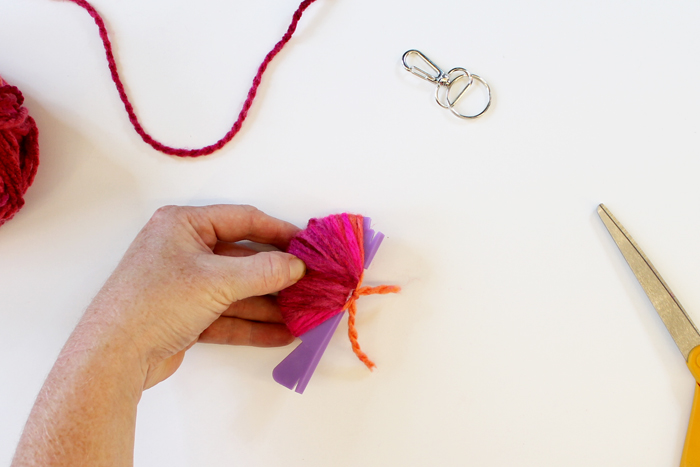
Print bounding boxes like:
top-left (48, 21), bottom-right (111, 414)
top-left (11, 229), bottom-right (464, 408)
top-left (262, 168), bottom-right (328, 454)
top-left (274, 214), bottom-right (400, 394)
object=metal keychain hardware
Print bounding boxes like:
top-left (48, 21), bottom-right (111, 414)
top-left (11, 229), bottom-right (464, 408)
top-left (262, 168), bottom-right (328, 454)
top-left (402, 50), bottom-right (491, 119)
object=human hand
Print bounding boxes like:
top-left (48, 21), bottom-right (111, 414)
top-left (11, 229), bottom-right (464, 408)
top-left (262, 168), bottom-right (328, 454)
top-left (80, 205), bottom-right (305, 389)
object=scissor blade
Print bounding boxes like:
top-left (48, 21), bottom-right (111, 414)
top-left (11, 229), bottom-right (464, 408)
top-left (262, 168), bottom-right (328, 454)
top-left (598, 204), bottom-right (700, 361)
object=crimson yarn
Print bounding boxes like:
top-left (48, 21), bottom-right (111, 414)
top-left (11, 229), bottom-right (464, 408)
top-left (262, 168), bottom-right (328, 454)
top-left (66, 0), bottom-right (319, 157)
top-left (0, 77), bottom-right (39, 227)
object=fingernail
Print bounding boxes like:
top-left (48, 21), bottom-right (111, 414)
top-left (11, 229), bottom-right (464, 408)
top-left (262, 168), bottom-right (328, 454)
top-left (289, 258), bottom-right (306, 281)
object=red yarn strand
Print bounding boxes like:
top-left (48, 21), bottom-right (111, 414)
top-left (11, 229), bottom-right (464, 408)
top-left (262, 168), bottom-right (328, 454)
top-left (67, 0), bottom-right (319, 157)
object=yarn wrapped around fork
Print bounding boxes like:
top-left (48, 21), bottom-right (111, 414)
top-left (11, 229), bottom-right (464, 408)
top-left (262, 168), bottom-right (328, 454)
top-left (278, 213), bottom-right (400, 370)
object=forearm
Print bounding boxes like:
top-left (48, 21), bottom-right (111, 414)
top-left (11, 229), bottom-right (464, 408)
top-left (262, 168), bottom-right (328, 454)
top-left (11, 205), bottom-right (302, 465)
top-left (12, 318), bottom-right (146, 467)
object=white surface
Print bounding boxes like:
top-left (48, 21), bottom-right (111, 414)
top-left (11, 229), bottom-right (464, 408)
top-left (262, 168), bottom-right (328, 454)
top-left (1, 0), bottom-right (700, 465)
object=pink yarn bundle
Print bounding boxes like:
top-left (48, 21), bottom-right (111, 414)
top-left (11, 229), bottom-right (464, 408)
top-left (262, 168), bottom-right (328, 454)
top-left (279, 213), bottom-right (400, 369)
top-left (0, 77), bottom-right (40, 227)
top-left (279, 213), bottom-right (365, 336)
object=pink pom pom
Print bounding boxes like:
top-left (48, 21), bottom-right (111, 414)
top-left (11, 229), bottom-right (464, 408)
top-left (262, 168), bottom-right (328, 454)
top-left (0, 77), bottom-right (40, 227)
top-left (277, 213), bottom-right (400, 372)
top-left (279, 213), bottom-right (365, 336)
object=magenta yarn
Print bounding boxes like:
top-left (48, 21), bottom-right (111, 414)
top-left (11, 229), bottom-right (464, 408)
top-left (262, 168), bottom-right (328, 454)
top-left (278, 213), bottom-right (365, 336)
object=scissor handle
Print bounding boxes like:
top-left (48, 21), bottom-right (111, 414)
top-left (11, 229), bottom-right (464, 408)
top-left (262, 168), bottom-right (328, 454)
top-left (682, 347), bottom-right (700, 466)
top-left (681, 384), bottom-right (700, 467)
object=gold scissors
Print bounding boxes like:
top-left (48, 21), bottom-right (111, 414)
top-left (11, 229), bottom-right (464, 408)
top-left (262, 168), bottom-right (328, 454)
top-left (598, 204), bottom-right (700, 466)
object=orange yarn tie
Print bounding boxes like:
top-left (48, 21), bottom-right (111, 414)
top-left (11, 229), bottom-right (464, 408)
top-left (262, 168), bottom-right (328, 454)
top-left (341, 272), bottom-right (401, 370)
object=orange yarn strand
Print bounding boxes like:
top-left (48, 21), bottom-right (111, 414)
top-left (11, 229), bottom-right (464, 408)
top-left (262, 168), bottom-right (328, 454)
top-left (346, 300), bottom-right (375, 370)
top-left (342, 273), bottom-right (401, 370)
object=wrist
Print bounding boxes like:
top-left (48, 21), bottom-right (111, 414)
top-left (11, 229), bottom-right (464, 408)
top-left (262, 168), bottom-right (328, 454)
top-left (12, 313), bottom-right (146, 466)
top-left (64, 315), bottom-right (149, 397)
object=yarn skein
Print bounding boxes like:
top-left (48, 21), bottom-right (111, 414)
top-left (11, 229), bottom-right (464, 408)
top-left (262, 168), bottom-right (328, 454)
top-left (0, 76), bottom-right (40, 227)
top-left (278, 214), bottom-right (400, 369)
top-left (65, 0), bottom-right (320, 157)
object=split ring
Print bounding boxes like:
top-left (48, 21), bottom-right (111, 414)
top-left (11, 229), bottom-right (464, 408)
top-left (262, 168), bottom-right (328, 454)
top-left (447, 73), bottom-right (491, 119)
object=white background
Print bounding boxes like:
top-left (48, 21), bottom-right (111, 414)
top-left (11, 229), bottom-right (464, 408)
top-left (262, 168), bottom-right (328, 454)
top-left (1, 0), bottom-right (700, 465)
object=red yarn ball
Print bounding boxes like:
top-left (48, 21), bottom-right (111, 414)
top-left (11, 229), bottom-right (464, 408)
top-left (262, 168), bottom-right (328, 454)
top-left (0, 77), bottom-right (39, 227)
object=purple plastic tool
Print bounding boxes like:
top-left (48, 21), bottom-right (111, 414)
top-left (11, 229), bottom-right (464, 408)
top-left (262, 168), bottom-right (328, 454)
top-left (272, 217), bottom-right (386, 393)
top-left (362, 216), bottom-right (384, 269)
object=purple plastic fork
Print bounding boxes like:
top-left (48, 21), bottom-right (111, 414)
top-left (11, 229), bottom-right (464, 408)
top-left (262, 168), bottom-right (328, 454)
top-left (272, 217), bottom-right (386, 393)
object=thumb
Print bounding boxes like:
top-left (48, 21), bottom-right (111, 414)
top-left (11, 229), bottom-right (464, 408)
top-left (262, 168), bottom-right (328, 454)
top-left (214, 251), bottom-right (306, 301)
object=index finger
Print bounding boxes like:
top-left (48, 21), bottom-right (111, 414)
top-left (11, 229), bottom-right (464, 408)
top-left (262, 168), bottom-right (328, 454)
top-left (185, 205), bottom-right (301, 250)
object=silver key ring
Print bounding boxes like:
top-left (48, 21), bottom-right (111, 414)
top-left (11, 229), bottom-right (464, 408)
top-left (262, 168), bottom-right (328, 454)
top-left (402, 50), bottom-right (491, 119)
top-left (447, 73), bottom-right (491, 119)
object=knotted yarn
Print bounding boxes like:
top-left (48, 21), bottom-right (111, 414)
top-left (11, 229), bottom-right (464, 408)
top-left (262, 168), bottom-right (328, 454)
top-left (278, 214), bottom-right (400, 370)
top-left (0, 77), bottom-right (40, 227)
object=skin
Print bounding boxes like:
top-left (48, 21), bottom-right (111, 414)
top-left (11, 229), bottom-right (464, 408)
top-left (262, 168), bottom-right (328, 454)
top-left (11, 204), bottom-right (306, 467)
